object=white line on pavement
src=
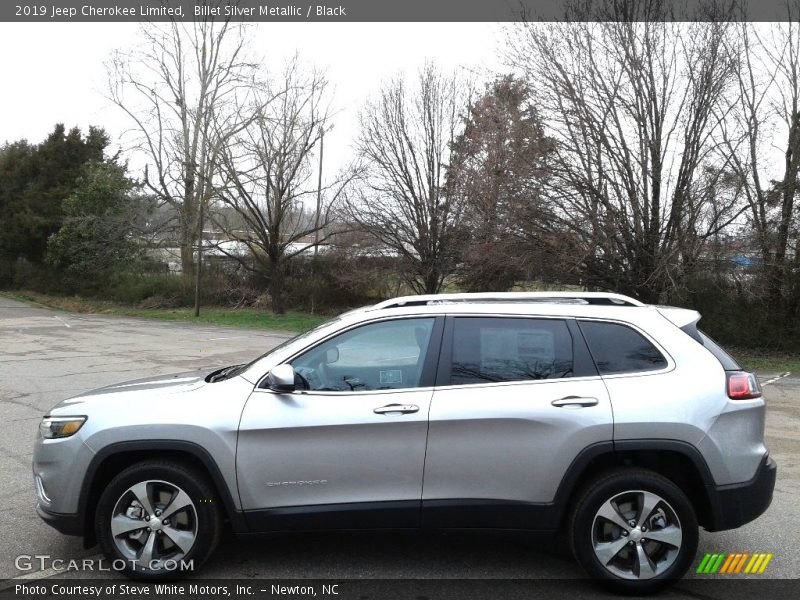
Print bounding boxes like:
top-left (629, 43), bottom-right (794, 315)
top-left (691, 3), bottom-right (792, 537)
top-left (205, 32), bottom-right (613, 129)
top-left (761, 372), bottom-right (791, 386)
top-left (53, 316), bottom-right (71, 328)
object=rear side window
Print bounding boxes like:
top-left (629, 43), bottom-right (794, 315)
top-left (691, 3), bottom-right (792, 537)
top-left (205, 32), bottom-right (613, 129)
top-left (579, 321), bottom-right (667, 375)
top-left (450, 317), bottom-right (574, 385)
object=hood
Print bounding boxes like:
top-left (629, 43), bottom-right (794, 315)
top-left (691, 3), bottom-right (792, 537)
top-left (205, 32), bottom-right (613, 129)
top-left (93, 369), bottom-right (212, 394)
top-left (52, 368), bottom-right (214, 410)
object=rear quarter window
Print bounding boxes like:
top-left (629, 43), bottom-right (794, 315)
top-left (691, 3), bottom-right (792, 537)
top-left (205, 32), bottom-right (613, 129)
top-left (679, 325), bottom-right (741, 371)
top-left (579, 321), bottom-right (667, 375)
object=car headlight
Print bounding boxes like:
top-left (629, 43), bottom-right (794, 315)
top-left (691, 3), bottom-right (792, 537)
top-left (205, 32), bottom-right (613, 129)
top-left (39, 416), bottom-right (86, 439)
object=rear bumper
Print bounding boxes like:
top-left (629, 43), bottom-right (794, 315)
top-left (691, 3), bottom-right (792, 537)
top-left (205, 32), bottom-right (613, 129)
top-left (36, 503), bottom-right (82, 536)
top-left (706, 455), bottom-right (776, 532)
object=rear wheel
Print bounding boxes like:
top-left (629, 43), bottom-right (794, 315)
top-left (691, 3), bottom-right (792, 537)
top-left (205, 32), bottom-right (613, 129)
top-left (95, 461), bottom-right (222, 579)
top-left (569, 468), bottom-right (698, 594)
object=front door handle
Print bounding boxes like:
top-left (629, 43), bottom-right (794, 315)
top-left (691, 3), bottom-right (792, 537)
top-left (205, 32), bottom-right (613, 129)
top-left (374, 403), bottom-right (419, 415)
top-left (551, 396), bottom-right (599, 408)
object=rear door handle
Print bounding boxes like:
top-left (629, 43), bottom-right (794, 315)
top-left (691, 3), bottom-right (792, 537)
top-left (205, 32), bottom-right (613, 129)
top-left (374, 403), bottom-right (419, 415)
top-left (551, 396), bottom-right (599, 408)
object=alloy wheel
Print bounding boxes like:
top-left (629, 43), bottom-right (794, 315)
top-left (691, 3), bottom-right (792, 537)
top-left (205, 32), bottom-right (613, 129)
top-left (591, 489), bottom-right (683, 580)
top-left (109, 479), bottom-right (198, 569)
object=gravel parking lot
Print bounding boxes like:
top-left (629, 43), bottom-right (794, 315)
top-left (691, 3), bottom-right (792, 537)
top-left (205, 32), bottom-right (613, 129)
top-left (1, 295), bottom-right (798, 594)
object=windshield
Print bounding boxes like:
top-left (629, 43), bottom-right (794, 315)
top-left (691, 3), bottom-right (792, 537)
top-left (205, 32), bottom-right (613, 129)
top-left (226, 316), bottom-right (344, 379)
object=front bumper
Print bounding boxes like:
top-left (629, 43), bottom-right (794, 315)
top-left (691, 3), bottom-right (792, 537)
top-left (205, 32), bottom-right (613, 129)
top-left (705, 455), bottom-right (776, 531)
top-left (36, 502), bottom-right (82, 536)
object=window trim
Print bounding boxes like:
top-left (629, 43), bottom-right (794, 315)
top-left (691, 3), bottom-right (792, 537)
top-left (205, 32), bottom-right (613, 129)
top-left (576, 317), bottom-right (675, 378)
top-left (255, 315), bottom-right (445, 394)
top-left (435, 314), bottom-right (598, 389)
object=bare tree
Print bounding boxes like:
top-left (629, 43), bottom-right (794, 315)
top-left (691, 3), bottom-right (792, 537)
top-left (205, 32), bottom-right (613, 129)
top-left (211, 59), bottom-right (350, 314)
top-left (448, 75), bottom-right (555, 291)
top-left (349, 64), bottom-right (468, 294)
top-left (108, 18), bottom-right (257, 276)
top-left (508, 4), bottom-right (744, 302)
top-left (720, 12), bottom-right (800, 307)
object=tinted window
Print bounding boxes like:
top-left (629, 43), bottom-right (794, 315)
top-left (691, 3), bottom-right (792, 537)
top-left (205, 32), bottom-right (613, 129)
top-left (291, 318), bottom-right (435, 391)
top-left (450, 318), bottom-right (574, 385)
top-left (680, 326), bottom-right (740, 371)
top-left (579, 321), bottom-right (667, 374)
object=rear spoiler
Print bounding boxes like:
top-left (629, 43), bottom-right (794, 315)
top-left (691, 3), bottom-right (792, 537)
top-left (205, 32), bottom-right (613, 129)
top-left (656, 306), bottom-right (701, 330)
top-left (657, 306), bottom-right (704, 343)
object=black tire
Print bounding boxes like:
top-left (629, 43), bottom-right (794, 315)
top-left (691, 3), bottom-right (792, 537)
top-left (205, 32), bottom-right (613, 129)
top-left (95, 460), bottom-right (222, 580)
top-left (568, 468), bottom-right (699, 595)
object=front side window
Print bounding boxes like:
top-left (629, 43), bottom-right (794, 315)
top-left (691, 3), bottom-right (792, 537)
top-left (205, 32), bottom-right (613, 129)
top-left (291, 318), bottom-right (435, 392)
top-left (450, 317), bottom-right (575, 385)
top-left (579, 321), bottom-right (667, 374)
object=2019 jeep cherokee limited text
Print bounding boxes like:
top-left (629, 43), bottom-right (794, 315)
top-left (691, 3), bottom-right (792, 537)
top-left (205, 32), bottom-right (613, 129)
top-left (33, 292), bottom-right (776, 593)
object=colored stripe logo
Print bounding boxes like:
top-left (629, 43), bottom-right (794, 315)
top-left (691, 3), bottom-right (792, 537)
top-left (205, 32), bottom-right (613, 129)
top-left (696, 552), bottom-right (773, 574)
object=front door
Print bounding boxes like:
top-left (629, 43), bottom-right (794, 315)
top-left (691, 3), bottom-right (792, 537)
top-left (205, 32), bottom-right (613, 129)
top-left (237, 316), bottom-right (443, 530)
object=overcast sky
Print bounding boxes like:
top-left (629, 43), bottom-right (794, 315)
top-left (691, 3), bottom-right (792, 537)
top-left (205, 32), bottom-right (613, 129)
top-left (0, 22), bottom-right (504, 177)
top-left (2, 21), bottom-right (791, 194)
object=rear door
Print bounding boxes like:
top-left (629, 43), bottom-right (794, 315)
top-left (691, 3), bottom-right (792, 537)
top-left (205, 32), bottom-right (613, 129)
top-left (422, 315), bottom-right (613, 528)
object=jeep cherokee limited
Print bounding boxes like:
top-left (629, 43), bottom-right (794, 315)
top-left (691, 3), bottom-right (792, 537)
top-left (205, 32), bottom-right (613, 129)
top-left (33, 292), bottom-right (776, 593)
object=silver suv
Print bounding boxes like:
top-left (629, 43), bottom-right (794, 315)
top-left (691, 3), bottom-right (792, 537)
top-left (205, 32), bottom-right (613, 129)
top-left (33, 292), bottom-right (776, 593)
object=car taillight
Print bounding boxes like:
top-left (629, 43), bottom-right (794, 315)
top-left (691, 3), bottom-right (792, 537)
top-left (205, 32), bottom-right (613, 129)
top-left (727, 371), bottom-right (762, 400)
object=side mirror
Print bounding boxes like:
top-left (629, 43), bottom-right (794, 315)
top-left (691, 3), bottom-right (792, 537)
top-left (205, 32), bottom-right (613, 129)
top-left (267, 364), bottom-right (296, 393)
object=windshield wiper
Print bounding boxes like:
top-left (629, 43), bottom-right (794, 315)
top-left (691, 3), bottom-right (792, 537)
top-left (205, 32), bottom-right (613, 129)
top-left (207, 364), bottom-right (243, 383)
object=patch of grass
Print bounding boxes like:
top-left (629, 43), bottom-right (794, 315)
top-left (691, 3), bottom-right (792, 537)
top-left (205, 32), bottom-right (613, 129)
top-left (728, 348), bottom-right (800, 374)
top-left (1, 290), bottom-right (329, 333)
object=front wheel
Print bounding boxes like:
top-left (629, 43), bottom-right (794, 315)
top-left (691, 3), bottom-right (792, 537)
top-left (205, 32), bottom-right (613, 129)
top-left (569, 468), bottom-right (699, 594)
top-left (95, 461), bottom-right (222, 579)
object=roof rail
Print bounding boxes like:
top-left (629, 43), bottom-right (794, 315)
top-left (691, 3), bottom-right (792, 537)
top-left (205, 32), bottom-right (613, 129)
top-left (368, 292), bottom-right (644, 310)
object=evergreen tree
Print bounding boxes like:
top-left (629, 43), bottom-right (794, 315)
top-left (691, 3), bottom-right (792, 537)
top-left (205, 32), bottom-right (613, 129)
top-left (46, 160), bottom-right (142, 287)
top-left (0, 124), bottom-right (109, 272)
